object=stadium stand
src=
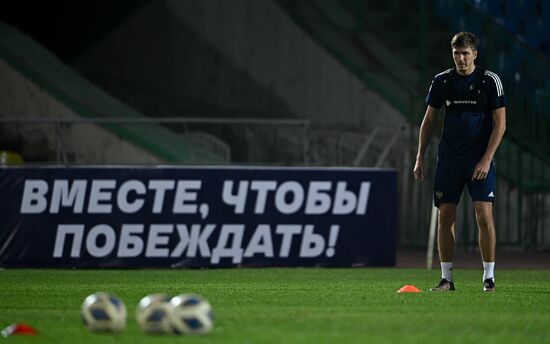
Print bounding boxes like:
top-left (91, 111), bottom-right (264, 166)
top-left (1, 0), bottom-right (547, 249)
top-left (462, 0), bottom-right (549, 56)
top-left (0, 21), bottom-right (227, 164)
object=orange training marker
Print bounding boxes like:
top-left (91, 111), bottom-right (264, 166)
top-left (397, 285), bottom-right (422, 293)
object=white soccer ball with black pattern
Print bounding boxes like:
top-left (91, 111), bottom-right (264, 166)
top-left (81, 292), bottom-right (127, 332)
top-left (136, 294), bottom-right (173, 334)
top-left (169, 294), bottom-right (214, 334)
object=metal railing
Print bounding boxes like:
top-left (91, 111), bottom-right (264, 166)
top-left (0, 116), bottom-right (311, 165)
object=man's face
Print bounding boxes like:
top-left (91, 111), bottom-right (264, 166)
top-left (452, 46), bottom-right (477, 75)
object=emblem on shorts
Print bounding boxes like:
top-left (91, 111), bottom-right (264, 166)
top-left (436, 191), bottom-right (443, 199)
top-left (488, 191), bottom-right (495, 197)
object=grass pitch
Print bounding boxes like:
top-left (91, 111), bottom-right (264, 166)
top-left (1, 268), bottom-right (549, 343)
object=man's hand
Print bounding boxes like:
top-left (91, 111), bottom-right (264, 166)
top-left (414, 106), bottom-right (438, 182)
top-left (471, 107), bottom-right (505, 181)
top-left (413, 158), bottom-right (424, 181)
top-left (472, 157), bottom-right (491, 181)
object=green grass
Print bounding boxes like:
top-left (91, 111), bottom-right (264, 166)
top-left (1, 268), bottom-right (549, 343)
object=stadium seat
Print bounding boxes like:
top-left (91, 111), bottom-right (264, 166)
top-left (0, 151), bottom-right (24, 165)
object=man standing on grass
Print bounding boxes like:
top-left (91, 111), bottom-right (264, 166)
top-left (413, 31), bottom-right (507, 292)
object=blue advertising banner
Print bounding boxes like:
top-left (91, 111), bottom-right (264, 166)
top-left (0, 166), bottom-right (397, 268)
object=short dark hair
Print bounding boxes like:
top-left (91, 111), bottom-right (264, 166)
top-left (451, 31), bottom-right (478, 50)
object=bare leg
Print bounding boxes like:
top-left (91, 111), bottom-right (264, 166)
top-left (438, 203), bottom-right (457, 262)
top-left (474, 201), bottom-right (496, 262)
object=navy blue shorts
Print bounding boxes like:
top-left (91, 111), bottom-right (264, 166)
top-left (433, 151), bottom-right (496, 207)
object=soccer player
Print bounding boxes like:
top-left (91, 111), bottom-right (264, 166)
top-left (413, 32), bottom-right (507, 292)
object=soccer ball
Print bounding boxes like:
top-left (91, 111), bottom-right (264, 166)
top-left (81, 292), bottom-right (127, 332)
top-left (169, 294), bottom-right (214, 334)
top-left (136, 294), bottom-right (173, 334)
